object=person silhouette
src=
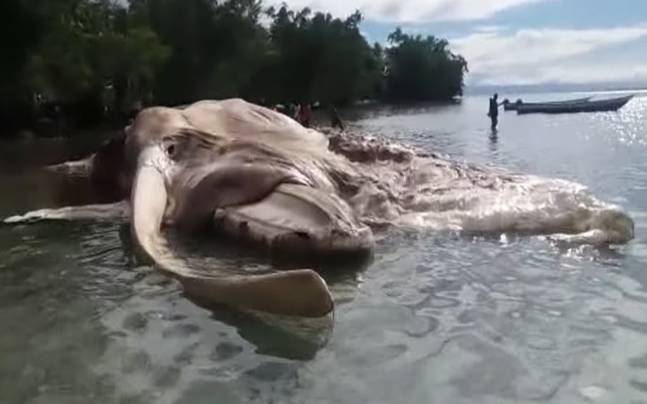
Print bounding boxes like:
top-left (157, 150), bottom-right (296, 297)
top-left (487, 93), bottom-right (504, 130)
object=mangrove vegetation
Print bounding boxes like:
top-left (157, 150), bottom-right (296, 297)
top-left (2, 0), bottom-right (468, 134)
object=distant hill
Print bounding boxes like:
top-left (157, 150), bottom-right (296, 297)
top-left (466, 81), bottom-right (647, 96)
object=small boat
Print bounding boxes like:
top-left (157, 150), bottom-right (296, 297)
top-left (503, 96), bottom-right (591, 111)
top-left (516, 95), bottom-right (634, 114)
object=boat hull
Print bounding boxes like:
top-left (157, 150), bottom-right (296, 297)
top-left (516, 95), bottom-right (633, 115)
top-left (504, 97), bottom-right (592, 111)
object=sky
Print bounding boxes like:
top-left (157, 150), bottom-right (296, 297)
top-left (267, 0), bottom-right (647, 89)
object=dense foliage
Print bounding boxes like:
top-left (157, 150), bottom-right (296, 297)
top-left (385, 28), bottom-right (468, 101)
top-left (1, 0), bottom-right (467, 132)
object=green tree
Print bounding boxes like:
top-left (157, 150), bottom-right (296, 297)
top-left (23, 0), bottom-right (169, 123)
top-left (263, 7), bottom-right (381, 105)
top-left (1, 0), bottom-right (468, 135)
top-left (385, 27), bottom-right (467, 101)
top-left (0, 0), bottom-right (44, 96)
top-left (130, 0), bottom-right (267, 104)
top-left (0, 0), bottom-right (59, 130)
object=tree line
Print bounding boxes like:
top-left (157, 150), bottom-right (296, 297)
top-left (1, 0), bottom-right (468, 134)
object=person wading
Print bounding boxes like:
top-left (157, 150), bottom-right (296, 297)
top-left (488, 93), bottom-right (504, 130)
top-left (329, 105), bottom-right (345, 131)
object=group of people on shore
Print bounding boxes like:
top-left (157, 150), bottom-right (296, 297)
top-left (273, 102), bottom-right (345, 131)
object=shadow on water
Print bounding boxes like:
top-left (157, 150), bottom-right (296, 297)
top-left (135, 229), bottom-right (372, 359)
top-left (488, 129), bottom-right (499, 154)
top-left (186, 296), bottom-right (331, 361)
top-left (489, 128), bottom-right (498, 141)
top-left (169, 235), bottom-right (372, 360)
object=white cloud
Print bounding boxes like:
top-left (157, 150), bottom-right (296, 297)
top-left (266, 0), bottom-right (545, 23)
top-left (452, 24), bottom-right (647, 85)
top-left (473, 25), bottom-right (505, 33)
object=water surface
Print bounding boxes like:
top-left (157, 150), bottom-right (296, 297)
top-left (1, 92), bottom-right (647, 403)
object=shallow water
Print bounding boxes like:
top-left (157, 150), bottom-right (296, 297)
top-left (1, 91), bottom-right (647, 403)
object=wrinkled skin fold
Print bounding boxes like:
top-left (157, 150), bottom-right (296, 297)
top-left (4, 98), bottom-right (635, 319)
top-left (132, 157), bottom-right (333, 317)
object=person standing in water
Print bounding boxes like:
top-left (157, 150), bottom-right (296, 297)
top-left (329, 105), bottom-right (345, 131)
top-left (488, 93), bottom-right (504, 130)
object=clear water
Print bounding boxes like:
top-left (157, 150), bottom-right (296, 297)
top-left (1, 92), bottom-right (647, 403)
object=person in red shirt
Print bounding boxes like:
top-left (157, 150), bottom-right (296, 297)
top-left (297, 103), bottom-right (313, 128)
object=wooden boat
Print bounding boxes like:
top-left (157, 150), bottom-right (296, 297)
top-left (516, 95), bottom-right (634, 114)
top-left (503, 96), bottom-right (591, 111)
